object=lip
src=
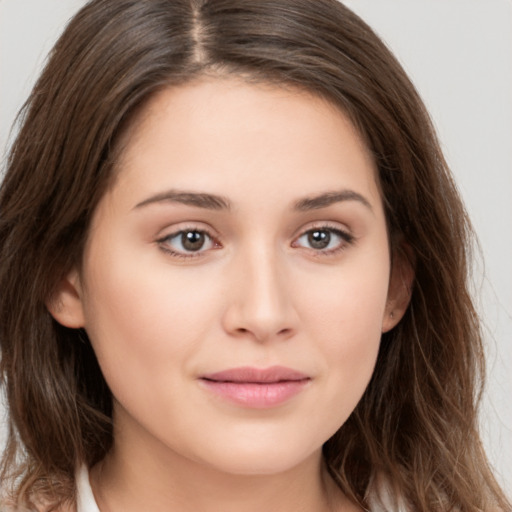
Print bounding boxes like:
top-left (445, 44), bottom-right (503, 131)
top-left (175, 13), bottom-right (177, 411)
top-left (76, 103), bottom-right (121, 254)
top-left (199, 366), bottom-right (311, 408)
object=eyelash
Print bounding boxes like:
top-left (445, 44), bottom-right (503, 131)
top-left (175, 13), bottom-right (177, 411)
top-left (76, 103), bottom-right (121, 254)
top-left (157, 224), bottom-right (355, 260)
top-left (157, 227), bottom-right (220, 260)
top-left (292, 224), bottom-right (355, 256)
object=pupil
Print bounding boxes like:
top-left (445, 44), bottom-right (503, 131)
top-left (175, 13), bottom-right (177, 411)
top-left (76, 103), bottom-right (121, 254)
top-left (308, 230), bottom-right (330, 249)
top-left (182, 231), bottom-right (205, 251)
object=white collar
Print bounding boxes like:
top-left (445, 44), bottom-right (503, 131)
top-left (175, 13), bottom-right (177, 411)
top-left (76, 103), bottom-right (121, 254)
top-left (75, 465), bottom-right (403, 512)
top-left (76, 465), bottom-right (100, 512)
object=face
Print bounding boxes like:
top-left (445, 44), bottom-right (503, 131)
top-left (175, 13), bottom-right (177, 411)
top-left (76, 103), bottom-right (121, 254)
top-left (52, 77), bottom-right (408, 476)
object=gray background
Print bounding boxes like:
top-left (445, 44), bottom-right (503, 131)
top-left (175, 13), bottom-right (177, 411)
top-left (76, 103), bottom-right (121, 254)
top-left (1, 0), bottom-right (511, 496)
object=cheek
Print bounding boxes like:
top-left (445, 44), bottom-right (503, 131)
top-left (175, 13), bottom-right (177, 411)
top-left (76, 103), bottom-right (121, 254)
top-left (298, 255), bottom-right (389, 420)
top-left (302, 252), bottom-right (389, 349)
top-left (79, 241), bottom-right (223, 399)
top-left (315, 289), bottom-right (384, 385)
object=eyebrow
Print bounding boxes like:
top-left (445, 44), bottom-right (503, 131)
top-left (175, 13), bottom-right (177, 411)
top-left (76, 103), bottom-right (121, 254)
top-left (133, 188), bottom-right (372, 213)
top-left (134, 190), bottom-right (231, 211)
top-left (293, 190), bottom-right (373, 212)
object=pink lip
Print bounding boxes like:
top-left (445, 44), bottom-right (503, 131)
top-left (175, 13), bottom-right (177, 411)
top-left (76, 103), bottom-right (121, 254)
top-left (199, 366), bottom-right (310, 408)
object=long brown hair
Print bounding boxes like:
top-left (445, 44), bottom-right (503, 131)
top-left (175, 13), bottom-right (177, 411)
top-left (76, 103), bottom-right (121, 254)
top-left (0, 0), bottom-right (509, 510)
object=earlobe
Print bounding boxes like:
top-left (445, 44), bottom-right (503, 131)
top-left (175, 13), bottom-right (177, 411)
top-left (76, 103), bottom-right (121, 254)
top-left (46, 269), bottom-right (85, 328)
top-left (382, 247), bottom-right (415, 333)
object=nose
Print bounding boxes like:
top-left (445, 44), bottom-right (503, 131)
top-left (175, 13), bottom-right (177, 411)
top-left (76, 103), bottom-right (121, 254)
top-left (221, 246), bottom-right (298, 343)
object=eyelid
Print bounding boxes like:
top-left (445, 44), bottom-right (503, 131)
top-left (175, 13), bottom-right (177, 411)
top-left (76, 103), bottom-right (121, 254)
top-left (156, 223), bottom-right (221, 259)
top-left (291, 222), bottom-right (355, 254)
top-left (154, 221), bottom-right (355, 260)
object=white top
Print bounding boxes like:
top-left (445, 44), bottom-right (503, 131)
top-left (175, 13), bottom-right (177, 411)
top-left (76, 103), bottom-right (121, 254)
top-left (76, 466), bottom-right (100, 512)
top-left (75, 465), bottom-right (403, 512)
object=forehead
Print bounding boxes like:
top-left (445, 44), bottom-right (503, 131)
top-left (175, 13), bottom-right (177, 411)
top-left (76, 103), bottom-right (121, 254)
top-left (108, 76), bottom-right (380, 211)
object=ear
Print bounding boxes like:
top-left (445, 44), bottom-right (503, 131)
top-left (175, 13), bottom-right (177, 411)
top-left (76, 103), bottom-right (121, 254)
top-left (46, 269), bottom-right (85, 328)
top-left (381, 246), bottom-right (415, 333)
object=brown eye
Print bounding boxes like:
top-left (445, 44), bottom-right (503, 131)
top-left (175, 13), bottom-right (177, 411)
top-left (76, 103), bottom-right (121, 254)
top-left (294, 227), bottom-right (354, 253)
top-left (181, 231), bottom-right (206, 251)
top-left (161, 229), bottom-right (215, 255)
top-left (307, 230), bottom-right (331, 249)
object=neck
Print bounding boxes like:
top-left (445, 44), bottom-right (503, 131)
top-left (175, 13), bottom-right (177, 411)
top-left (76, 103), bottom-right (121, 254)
top-left (91, 453), bottom-right (341, 512)
top-left (89, 423), bottom-right (356, 512)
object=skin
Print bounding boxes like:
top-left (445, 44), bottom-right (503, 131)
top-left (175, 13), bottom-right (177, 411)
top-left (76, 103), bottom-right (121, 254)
top-left (51, 77), bottom-right (411, 512)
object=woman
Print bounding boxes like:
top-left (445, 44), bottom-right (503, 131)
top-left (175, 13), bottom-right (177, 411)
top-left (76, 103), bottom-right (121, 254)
top-left (0, 0), bottom-right (509, 511)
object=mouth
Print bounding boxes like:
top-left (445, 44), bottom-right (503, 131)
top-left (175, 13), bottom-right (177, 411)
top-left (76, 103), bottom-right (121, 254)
top-left (199, 366), bottom-right (311, 408)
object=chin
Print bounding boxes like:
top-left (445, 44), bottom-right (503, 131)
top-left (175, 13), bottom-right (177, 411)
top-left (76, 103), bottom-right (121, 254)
top-left (192, 435), bottom-right (323, 477)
